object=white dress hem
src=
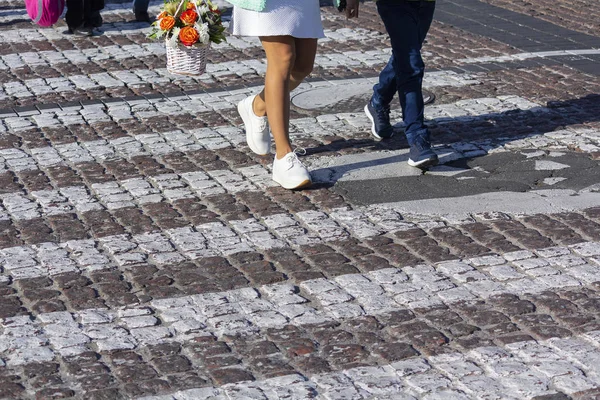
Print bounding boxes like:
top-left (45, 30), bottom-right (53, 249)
top-left (229, 0), bottom-right (325, 39)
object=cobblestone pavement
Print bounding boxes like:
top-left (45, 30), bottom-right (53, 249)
top-left (1, 0), bottom-right (600, 399)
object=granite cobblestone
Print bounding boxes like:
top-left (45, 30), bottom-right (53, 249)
top-left (3, 244), bottom-right (600, 360)
top-left (3, 286), bottom-right (600, 398)
top-left (0, 0), bottom-right (599, 397)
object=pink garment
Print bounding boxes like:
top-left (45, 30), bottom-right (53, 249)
top-left (26, 0), bottom-right (65, 27)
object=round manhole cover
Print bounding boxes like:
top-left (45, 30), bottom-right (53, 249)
top-left (291, 84), bottom-right (436, 115)
top-left (320, 93), bottom-right (372, 114)
top-left (291, 83), bottom-right (374, 113)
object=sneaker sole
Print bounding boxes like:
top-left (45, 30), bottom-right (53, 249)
top-left (274, 178), bottom-right (312, 190)
top-left (237, 101), bottom-right (270, 156)
top-left (408, 157), bottom-right (439, 169)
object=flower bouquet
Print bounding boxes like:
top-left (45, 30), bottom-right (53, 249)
top-left (149, 0), bottom-right (226, 76)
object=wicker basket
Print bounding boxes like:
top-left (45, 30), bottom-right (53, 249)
top-left (166, 41), bottom-right (210, 76)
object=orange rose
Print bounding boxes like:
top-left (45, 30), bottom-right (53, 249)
top-left (157, 11), bottom-right (167, 19)
top-left (180, 9), bottom-right (198, 25)
top-left (179, 26), bottom-right (199, 46)
top-left (159, 15), bottom-right (175, 31)
top-left (186, 1), bottom-right (195, 10)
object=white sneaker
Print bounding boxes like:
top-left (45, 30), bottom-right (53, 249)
top-left (237, 95), bottom-right (270, 155)
top-left (272, 152), bottom-right (312, 190)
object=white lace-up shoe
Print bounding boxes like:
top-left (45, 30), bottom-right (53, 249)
top-left (237, 95), bottom-right (270, 155)
top-left (272, 152), bottom-right (312, 190)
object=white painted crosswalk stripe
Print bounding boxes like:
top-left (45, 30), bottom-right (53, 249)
top-left (0, 207), bottom-right (397, 280)
top-left (136, 333), bottom-right (600, 399)
top-left (2, 173), bottom-right (600, 279)
top-left (1, 243), bottom-right (600, 376)
top-left (1, 91), bottom-right (598, 225)
top-left (458, 49), bottom-right (600, 64)
top-left (0, 50), bottom-right (399, 99)
top-left (0, 28), bottom-right (386, 70)
top-left (3, 92), bottom-right (531, 172)
top-left (0, 72), bottom-right (480, 119)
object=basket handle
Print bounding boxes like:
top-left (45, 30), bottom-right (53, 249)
top-left (174, 0), bottom-right (214, 17)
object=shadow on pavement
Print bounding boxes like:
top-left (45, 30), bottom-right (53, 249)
top-left (305, 93), bottom-right (600, 189)
top-left (0, 18), bottom-right (30, 26)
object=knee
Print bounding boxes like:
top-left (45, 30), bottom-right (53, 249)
top-left (396, 60), bottom-right (424, 84)
top-left (291, 60), bottom-right (314, 80)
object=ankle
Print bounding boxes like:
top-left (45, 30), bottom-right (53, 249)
top-left (275, 148), bottom-right (293, 160)
top-left (252, 96), bottom-right (267, 117)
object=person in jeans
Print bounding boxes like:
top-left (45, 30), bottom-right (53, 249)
top-left (365, 0), bottom-right (438, 168)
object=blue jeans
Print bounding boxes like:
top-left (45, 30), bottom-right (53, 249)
top-left (372, 0), bottom-right (435, 146)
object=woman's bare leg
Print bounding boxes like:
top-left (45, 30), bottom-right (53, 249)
top-left (253, 37), bottom-right (318, 116)
top-left (289, 38), bottom-right (318, 91)
top-left (252, 37), bottom-right (318, 160)
top-left (257, 36), bottom-right (296, 159)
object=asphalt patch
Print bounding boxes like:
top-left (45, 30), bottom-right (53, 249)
top-left (333, 151), bottom-right (600, 206)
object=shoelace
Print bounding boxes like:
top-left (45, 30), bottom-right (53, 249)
top-left (376, 105), bottom-right (391, 123)
top-left (293, 147), bottom-right (307, 156)
top-left (283, 149), bottom-right (307, 170)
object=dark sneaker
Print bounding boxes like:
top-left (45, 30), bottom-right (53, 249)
top-left (408, 135), bottom-right (439, 169)
top-left (364, 99), bottom-right (394, 140)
